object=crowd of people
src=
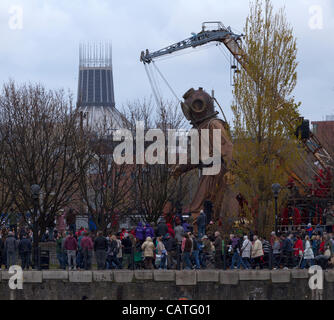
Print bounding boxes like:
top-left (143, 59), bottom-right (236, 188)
top-left (49, 215), bottom-right (334, 271)
top-left (0, 230), bottom-right (33, 270)
top-left (1, 207), bottom-right (334, 271)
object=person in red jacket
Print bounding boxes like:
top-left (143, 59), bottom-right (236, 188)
top-left (293, 235), bottom-right (304, 258)
top-left (76, 227), bottom-right (86, 238)
top-left (293, 207), bottom-right (301, 226)
top-left (281, 208), bottom-right (289, 226)
top-left (166, 223), bottom-right (175, 238)
top-left (80, 232), bottom-right (94, 270)
top-left (130, 228), bottom-right (136, 238)
top-left (319, 237), bottom-right (325, 255)
top-left (120, 228), bottom-right (127, 240)
top-left (64, 232), bottom-right (78, 270)
top-left (282, 206), bottom-right (301, 228)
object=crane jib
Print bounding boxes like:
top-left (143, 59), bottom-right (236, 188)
top-left (140, 30), bottom-right (243, 64)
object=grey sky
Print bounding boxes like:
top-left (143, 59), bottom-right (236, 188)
top-left (0, 0), bottom-right (333, 123)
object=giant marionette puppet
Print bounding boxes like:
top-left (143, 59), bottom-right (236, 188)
top-left (172, 87), bottom-right (239, 223)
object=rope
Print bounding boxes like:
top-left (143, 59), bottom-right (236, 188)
top-left (152, 61), bottom-right (181, 103)
top-left (148, 64), bottom-right (163, 106)
top-left (217, 44), bottom-right (231, 65)
top-left (144, 63), bottom-right (161, 108)
top-left (143, 43), bottom-right (218, 107)
top-left (213, 97), bottom-right (228, 124)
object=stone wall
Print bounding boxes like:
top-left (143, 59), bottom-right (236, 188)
top-left (1, 270), bottom-right (333, 300)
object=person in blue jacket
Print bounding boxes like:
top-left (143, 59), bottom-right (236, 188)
top-left (145, 223), bottom-right (155, 239)
top-left (88, 215), bottom-right (97, 232)
top-left (135, 222), bottom-right (145, 242)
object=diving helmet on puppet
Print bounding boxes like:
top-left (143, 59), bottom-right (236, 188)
top-left (181, 87), bottom-right (219, 126)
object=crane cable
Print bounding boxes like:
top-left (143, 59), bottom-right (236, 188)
top-left (144, 62), bottom-right (162, 108)
top-left (217, 44), bottom-right (231, 65)
top-left (149, 63), bottom-right (163, 100)
top-left (152, 61), bottom-right (181, 103)
top-left (150, 58), bottom-right (232, 126)
top-left (145, 43), bottom-right (227, 107)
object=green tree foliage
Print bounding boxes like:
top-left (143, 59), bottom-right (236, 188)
top-left (231, 0), bottom-right (302, 236)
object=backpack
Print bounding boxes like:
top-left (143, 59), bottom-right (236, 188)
top-left (240, 239), bottom-right (251, 255)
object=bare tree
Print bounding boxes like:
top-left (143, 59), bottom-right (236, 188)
top-left (0, 81), bottom-right (91, 253)
top-left (122, 98), bottom-right (192, 224)
top-left (79, 127), bottom-right (136, 234)
top-left (0, 123), bottom-right (13, 225)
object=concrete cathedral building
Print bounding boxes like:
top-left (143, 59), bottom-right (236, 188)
top-left (77, 43), bottom-right (127, 131)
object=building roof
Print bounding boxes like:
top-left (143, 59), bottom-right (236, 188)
top-left (76, 43), bottom-right (128, 132)
top-left (78, 105), bottom-right (129, 133)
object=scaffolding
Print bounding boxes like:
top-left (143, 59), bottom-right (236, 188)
top-left (79, 42), bottom-right (113, 68)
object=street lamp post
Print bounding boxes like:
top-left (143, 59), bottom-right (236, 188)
top-left (272, 183), bottom-right (281, 235)
top-left (31, 184), bottom-right (41, 270)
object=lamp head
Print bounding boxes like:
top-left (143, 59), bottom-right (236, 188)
top-left (272, 183), bottom-right (281, 197)
top-left (31, 184), bottom-right (41, 199)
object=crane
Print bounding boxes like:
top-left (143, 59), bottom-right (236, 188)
top-left (140, 21), bottom-right (333, 183)
top-left (140, 22), bottom-right (243, 63)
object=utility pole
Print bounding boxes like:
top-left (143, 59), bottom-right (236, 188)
top-left (31, 184), bottom-right (41, 270)
top-left (272, 184), bottom-right (281, 234)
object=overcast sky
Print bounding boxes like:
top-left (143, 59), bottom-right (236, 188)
top-left (0, 0), bottom-right (333, 123)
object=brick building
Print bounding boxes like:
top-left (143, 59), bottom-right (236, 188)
top-left (312, 115), bottom-right (334, 158)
